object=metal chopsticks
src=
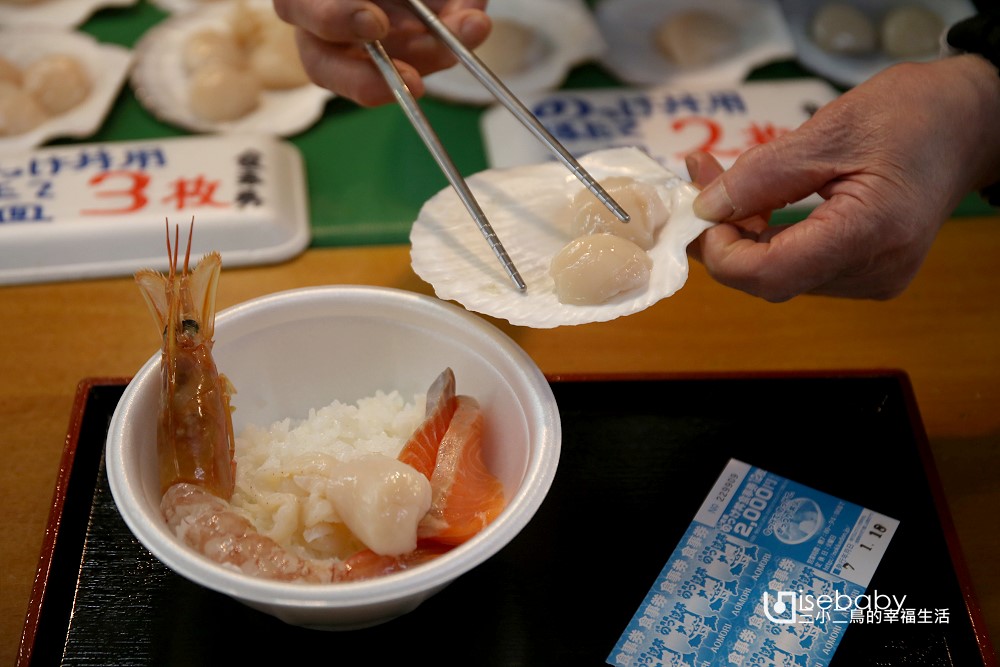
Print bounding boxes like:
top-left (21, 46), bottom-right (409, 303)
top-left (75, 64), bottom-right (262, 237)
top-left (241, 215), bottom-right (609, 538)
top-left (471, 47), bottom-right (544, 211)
top-left (403, 0), bottom-right (629, 224)
top-left (367, 0), bottom-right (630, 293)
top-left (365, 40), bottom-right (526, 292)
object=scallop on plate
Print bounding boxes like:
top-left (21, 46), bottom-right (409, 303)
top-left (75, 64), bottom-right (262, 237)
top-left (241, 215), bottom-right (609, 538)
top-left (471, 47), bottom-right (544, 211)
top-left (130, 0), bottom-right (332, 136)
top-left (0, 29), bottom-right (132, 153)
top-left (779, 0), bottom-right (977, 88)
top-left (422, 0), bottom-right (605, 105)
top-left (410, 147), bottom-right (714, 328)
top-left (0, 0), bottom-right (135, 28)
top-left (594, 0), bottom-right (797, 86)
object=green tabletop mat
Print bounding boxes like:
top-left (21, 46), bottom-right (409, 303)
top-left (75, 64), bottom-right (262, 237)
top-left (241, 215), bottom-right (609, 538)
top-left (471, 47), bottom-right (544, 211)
top-left (73, 2), bottom-right (996, 248)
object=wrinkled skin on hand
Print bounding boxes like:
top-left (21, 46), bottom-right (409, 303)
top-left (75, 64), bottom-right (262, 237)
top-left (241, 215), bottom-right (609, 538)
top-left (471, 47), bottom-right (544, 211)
top-left (271, 0), bottom-right (490, 106)
top-left (687, 55), bottom-right (1000, 302)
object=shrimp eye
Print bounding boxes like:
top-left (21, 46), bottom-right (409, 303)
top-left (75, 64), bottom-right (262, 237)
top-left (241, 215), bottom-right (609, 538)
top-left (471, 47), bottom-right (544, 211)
top-left (182, 319), bottom-right (200, 334)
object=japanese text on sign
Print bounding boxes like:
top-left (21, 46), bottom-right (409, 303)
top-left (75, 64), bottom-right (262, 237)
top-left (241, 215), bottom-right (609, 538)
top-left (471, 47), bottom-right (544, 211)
top-left (0, 144), bottom-right (265, 225)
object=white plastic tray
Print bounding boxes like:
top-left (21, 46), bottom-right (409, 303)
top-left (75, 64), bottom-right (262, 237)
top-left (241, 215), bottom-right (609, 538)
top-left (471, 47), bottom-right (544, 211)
top-left (0, 134), bottom-right (310, 285)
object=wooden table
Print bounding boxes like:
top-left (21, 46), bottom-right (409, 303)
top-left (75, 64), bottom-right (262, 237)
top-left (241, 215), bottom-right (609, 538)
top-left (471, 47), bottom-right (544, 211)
top-left (3, 215), bottom-right (999, 664)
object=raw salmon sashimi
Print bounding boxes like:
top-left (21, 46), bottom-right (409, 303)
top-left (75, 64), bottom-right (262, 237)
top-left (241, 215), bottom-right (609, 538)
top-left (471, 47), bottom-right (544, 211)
top-left (335, 543), bottom-right (453, 582)
top-left (398, 368), bottom-right (458, 479)
top-left (417, 395), bottom-right (506, 545)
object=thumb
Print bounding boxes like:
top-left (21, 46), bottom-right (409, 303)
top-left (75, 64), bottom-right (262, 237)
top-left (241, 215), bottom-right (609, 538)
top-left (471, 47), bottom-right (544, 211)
top-left (692, 126), bottom-right (838, 223)
top-left (685, 151), bottom-right (725, 188)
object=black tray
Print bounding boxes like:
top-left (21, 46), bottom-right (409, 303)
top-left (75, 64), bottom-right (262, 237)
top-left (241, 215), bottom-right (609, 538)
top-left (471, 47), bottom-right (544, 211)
top-left (19, 373), bottom-right (997, 666)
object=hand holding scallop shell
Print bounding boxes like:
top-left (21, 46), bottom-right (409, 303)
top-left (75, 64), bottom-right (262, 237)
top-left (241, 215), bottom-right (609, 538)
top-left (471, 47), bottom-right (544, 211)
top-left (410, 147), bottom-right (715, 328)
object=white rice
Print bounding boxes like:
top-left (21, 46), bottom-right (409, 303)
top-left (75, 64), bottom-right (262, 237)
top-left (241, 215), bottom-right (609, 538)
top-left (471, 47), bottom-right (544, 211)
top-left (230, 390), bottom-right (426, 561)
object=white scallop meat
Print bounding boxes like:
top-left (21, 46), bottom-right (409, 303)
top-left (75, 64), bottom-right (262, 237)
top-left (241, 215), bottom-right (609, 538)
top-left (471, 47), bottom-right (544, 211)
top-left (324, 456), bottom-right (432, 557)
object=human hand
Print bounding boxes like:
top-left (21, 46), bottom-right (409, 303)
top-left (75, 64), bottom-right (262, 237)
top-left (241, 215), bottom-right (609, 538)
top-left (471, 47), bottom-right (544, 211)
top-left (272, 0), bottom-right (490, 106)
top-left (687, 55), bottom-right (1000, 302)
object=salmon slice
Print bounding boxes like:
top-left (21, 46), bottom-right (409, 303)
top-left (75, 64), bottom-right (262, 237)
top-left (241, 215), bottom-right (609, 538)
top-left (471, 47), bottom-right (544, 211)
top-left (398, 368), bottom-right (457, 480)
top-left (336, 543), bottom-right (452, 582)
top-left (418, 396), bottom-right (506, 545)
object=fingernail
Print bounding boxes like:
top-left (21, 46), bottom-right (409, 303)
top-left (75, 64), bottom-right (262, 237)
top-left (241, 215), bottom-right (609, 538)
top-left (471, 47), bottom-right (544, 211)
top-left (684, 154), bottom-right (700, 184)
top-left (351, 9), bottom-right (384, 40)
top-left (693, 181), bottom-right (735, 221)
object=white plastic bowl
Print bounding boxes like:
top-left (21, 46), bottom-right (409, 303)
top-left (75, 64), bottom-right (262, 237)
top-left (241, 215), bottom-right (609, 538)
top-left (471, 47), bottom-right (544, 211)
top-left (106, 286), bottom-right (560, 630)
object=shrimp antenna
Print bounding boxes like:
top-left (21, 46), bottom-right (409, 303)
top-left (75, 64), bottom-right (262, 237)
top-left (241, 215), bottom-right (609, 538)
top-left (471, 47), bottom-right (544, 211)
top-left (173, 223), bottom-right (180, 278)
top-left (164, 218), bottom-right (176, 279)
top-left (183, 216), bottom-right (195, 273)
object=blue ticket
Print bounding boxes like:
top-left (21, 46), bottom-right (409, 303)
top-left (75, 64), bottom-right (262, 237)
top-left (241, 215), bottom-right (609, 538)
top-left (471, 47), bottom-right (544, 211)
top-left (608, 459), bottom-right (900, 667)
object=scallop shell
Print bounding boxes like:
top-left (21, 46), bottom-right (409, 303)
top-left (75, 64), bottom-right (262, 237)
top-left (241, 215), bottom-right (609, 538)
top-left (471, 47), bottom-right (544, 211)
top-left (779, 0), bottom-right (977, 88)
top-left (410, 147), bottom-right (714, 328)
top-left (594, 0), bottom-right (796, 86)
top-left (0, 0), bottom-right (136, 28)
top-left (0, 29), bottom-right (132, 152)
top-left (423, 0), bottom-right (605, 106)
top-left (130, 0), bottom-right (332, 136)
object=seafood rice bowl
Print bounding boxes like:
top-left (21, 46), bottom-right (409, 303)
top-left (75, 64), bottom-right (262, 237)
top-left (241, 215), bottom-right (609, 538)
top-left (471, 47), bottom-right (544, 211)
top-left (107, 285), bottom-right (560, 629)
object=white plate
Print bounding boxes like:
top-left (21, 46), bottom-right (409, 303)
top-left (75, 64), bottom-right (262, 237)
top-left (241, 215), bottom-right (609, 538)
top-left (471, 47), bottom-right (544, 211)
top-left (410, 147), bottom-right (714, 328)
top-left (0, 29), bottom-right (132, 153)
top-left (423, 0), bottom-right (605, 105)
top-left (779, 0), bottom-right (977, 87)
top-left (130, 0), bottom-right (332, 136)
top-left (0, 0), bottom-right (135, 28)
top-left (594, 0), bottom-right (797, 86)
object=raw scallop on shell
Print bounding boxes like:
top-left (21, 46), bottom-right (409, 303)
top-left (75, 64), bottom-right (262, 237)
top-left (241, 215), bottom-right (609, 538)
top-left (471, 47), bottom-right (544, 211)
top-left (410, 147), bottom-right (714, 328)
top-left (594, 0), bottom-right (795, 86)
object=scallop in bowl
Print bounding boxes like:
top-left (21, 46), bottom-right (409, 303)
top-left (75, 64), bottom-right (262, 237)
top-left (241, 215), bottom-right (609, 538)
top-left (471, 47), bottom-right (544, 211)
top-left (106, 285), bottom-right (560, 629)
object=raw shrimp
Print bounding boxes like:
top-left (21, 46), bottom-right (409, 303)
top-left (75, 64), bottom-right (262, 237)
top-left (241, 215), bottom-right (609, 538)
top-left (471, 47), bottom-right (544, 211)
top-left (135, 220), bottom-right (235, 500)
top-left (137, 222), bottom-right (328, 580)
top-left (135, 222), bottom-right (457, 583)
